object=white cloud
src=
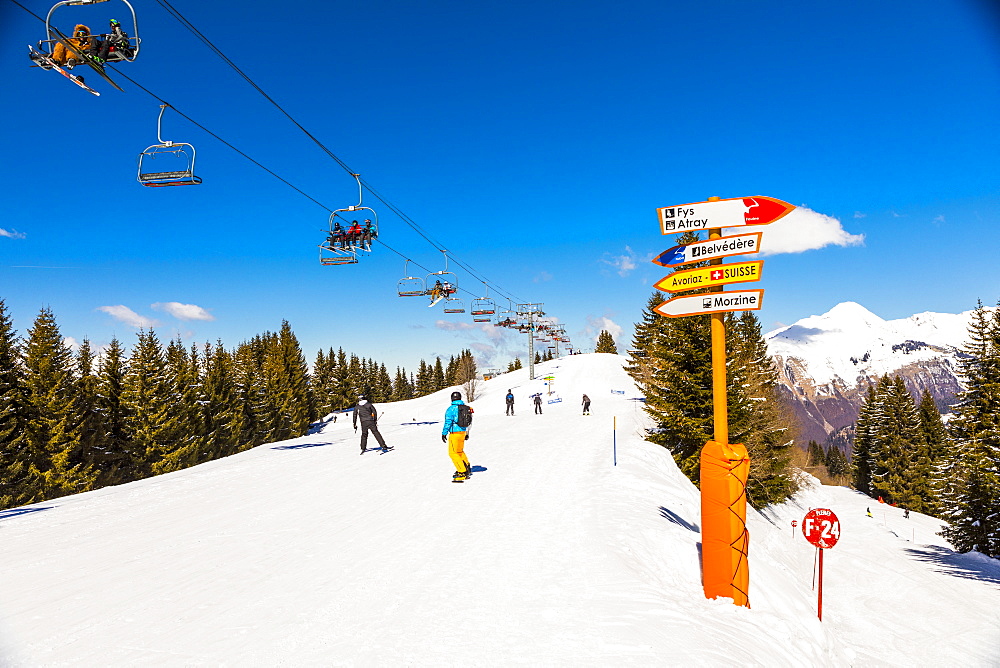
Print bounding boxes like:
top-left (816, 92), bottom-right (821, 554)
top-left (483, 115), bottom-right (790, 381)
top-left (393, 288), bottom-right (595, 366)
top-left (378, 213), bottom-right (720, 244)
top-left (601, 246), bottom-right (638, 277)
top-left (98, 305), bottom-right (160, 328)
top-left (933, 215), bottom-right (945, 225)
top-left (853, 211), bottom-right (866, 219)
top-left (534, 271), bottom-right (553, 283)
top-left (63, 336), bottom-right (80, 352)
top-left (0, 228), bottom-right (26, 239)
top-left (584, 315), bottom-right (623, 344)
top-left (728, 206), bottom-right (864, 256)
top-left (152, 302), bottom-right (215, 321)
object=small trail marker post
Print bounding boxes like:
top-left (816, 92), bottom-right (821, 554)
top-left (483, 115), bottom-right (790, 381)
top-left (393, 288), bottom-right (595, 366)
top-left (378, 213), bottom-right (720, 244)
top-left (801, 508), bottom-right (840, 621)
top-left (653, 195), bottom-right (794, 608)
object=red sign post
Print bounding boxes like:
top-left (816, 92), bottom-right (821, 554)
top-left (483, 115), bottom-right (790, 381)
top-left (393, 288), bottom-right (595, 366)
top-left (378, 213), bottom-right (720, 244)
top-left (802, 508), bottom-right (840, 620)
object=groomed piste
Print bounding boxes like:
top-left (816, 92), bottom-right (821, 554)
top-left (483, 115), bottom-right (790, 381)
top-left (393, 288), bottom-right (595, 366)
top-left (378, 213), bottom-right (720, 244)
top-left (1, 353), bottom-right (998, 665)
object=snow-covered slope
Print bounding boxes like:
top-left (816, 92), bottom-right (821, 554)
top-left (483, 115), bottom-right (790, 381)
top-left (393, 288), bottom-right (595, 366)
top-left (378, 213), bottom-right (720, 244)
top-left (1, 353), bottom-right (998, 665)
top-left (767, 302), bottom-right (973, 444)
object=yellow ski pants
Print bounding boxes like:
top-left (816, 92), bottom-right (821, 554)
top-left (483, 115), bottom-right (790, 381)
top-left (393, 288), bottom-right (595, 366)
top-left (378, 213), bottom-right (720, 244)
top-left (448, 431), bottom-right (470, 473)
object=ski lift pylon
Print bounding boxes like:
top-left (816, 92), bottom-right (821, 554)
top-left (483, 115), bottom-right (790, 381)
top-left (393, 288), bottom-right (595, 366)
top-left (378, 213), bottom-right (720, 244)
top-left (137, 104), bottom-right (202, 187)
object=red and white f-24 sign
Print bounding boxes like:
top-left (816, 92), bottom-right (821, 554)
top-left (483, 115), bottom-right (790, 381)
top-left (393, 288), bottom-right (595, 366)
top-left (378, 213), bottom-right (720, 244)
top-left (802, 508), bottom-right (840, 549)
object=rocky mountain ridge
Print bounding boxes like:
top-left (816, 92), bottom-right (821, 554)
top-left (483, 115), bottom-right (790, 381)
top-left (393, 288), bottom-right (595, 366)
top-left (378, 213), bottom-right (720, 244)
top-left (766, 302), bottom-right (974, 446)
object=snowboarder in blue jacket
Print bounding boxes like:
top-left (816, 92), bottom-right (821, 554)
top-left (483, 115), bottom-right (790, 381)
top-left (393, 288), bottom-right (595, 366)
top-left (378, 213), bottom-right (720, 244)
top-left (442, 391), bottom-right (472, 481)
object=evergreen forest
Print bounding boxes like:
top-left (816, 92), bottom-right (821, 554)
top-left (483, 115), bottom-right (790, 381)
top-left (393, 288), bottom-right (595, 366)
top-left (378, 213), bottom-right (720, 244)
top-left (0, 299), bottom-right (478, 511)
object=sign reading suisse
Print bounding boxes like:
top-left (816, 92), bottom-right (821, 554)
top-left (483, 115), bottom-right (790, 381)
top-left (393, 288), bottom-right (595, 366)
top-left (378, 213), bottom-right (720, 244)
top-left (658, 196), bottom-right (795, 235)
top-left (654, 260), bottom-right (763, 294)
top-left (802, 508), bottom-right (840, 549)
top-left (653, 232), bottom-right (763, 268)
top-left (653, 289), bottom-right (764, 318)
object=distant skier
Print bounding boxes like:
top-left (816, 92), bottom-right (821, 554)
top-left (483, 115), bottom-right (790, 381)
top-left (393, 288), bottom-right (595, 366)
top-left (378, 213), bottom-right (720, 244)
top-left (353, 395), bottom-right (390, 454)
top-left (442, 390), bottom-right (473, 482)
top-left (533, 393), bottom-right (542, 414)
top-left (904, 508), bottom-right (910, 519)
top-left (866, 507), bottom-right (872, 518)
top-left (581, 394), bottom-right (591, 415)
top-left (505, 389), bottom-right (515, 416)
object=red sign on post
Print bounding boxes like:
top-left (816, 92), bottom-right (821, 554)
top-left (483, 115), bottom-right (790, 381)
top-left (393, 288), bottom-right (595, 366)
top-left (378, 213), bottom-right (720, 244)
top-left (801, 508), bottom-right (839, 621)
top-left (802, 508), bottom-right (840, 548)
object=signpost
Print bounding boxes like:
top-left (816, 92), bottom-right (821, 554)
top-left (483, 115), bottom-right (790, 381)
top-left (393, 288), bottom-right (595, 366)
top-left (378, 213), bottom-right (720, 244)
top-left (802, 508), bottom-right (840, 620)
top-left (653, 260), bottom-right (763, 294)
top-left (653, 232), bottom-right (762, 268)
top-left (651, 194), bottom-right (796, 610)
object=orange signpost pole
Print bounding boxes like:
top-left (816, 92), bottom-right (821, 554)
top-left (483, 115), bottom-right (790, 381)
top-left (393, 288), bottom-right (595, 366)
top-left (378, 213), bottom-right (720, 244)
top-left (699, 211), bottom-right (751, 608)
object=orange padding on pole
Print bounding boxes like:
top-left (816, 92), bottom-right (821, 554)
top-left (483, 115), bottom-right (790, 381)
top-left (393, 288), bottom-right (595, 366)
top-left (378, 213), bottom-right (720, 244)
top-left (701, 440), bottom-right (750, 607)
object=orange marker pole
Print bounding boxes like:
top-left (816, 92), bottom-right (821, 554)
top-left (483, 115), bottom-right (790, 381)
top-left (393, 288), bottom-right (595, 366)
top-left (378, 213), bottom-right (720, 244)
top-left (700, 197), bottom-right (750, 608)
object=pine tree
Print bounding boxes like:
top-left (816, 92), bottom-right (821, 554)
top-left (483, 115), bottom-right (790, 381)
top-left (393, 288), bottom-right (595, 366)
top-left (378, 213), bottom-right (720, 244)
top-left (70, 339), bottom-right (104, 482)
top-left (596, 330), bottom-right (618, 354)
top-left (807, 440), bottom-right (825, 467)
top-left (94, 336), bottom-right (132, 485)
top-left (392, 367), bottom-right (412, 401)
top-left (233, 339), bottom-right (270, 449)
top-left (628, 290), bottom-right (712, 481)
top-left (201, 341), bottom-right (244, 460)
top-left (851, 382), bottom-right (882, 495)
top-left (869, 377), bottom-right (927, 509)
top-left (433, 357), bottom-right (446, 391)
top-left (415, 360), bottom-right (434, 396)
top-left (825, 445), bottom-right (849, 479)
top-left (939, 303), bottom-right (1000, 555)
top-left (22, 308), bottom-right (96, 500)
top-left (123, 329), bottom-right (173, 477)
top-left (627, 284), bottom-right (796, 506)
top-left (0, 299), bottom-right (31, 509)
top-left (725, 310), bottom-right (797, 506)
top-left (150, 339), bottom-right (204, 475)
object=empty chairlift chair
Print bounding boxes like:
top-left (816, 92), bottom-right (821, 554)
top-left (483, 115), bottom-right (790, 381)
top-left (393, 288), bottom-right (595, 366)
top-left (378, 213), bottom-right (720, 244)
top-left (397, 259), bottom-right (426, 296)
top-left (137, 105), bottom-right (202, 187)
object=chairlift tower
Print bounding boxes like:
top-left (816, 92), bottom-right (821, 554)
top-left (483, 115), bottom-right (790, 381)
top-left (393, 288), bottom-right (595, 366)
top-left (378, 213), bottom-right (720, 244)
top-left (516, 303), bottom-right (545, 380)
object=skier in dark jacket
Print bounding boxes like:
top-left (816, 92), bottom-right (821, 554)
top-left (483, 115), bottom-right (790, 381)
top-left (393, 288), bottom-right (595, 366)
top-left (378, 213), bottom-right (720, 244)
top-left (505, 389), bottom-right (515, 416)
top-left (582, 394), bottom-right (591, 415)
top-left (353, 395), bottom-right (389, 454)
top-left (93, 18), bottom-right (134, 64)
top-left (442, 391), bottom-right (471, 481)
top-left (533, 393), bottom-right (543, 414)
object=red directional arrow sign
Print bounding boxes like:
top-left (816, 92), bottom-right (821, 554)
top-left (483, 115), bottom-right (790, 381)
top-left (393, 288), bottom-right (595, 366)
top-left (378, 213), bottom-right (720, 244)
top-left (657, 196), bottom-right (795, 235)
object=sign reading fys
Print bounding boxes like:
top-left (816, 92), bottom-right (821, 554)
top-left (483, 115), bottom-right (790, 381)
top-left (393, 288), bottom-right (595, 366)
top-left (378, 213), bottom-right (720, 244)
top-left (658, 196), bottom-right (794, 235)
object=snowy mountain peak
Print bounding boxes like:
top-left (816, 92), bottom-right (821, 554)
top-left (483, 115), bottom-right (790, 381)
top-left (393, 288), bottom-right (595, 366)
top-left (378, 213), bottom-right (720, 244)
top-left (767, 301), bottom-right (974, 444)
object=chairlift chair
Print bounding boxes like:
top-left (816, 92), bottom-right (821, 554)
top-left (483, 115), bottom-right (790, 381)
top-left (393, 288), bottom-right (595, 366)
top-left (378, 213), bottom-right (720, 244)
top-left (328, 173), bottom-right (379, 255)
top-left (397, 259), bottom-right (425, 296)
top-left (443, 297), bottom-right (466, 314)
top-left (426, 250), bottom-right (458, 296)
top-left (32, 0), bottom-right (141, 66)
top-left (137, 105), bottom-right (202, 187)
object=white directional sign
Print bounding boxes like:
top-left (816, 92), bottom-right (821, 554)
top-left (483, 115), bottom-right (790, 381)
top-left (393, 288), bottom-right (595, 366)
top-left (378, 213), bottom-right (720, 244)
top-left (653, 290), bottom-right (765, 318)
top-left (653, 232), bottom-right (763, 268)
top-left (658, 197), bottom-right (795, 235)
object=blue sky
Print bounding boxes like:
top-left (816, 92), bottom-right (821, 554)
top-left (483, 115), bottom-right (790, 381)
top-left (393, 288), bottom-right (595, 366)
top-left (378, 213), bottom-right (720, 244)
top-left (2, 0), bottom-right (999, 371)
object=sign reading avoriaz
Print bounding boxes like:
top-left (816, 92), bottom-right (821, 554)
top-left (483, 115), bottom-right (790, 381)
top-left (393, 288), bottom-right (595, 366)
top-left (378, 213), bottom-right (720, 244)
top-left (658, 196), bottom-right (795, 235)
top-left (654, 260), bottom-right (763, 294)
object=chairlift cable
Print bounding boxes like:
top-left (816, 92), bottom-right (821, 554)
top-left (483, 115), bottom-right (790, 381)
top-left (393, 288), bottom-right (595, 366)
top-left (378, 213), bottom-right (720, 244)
top-left (150, 0), bottom-right (527, 304)
top-left (12, 0), bottom-right (537, 316)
